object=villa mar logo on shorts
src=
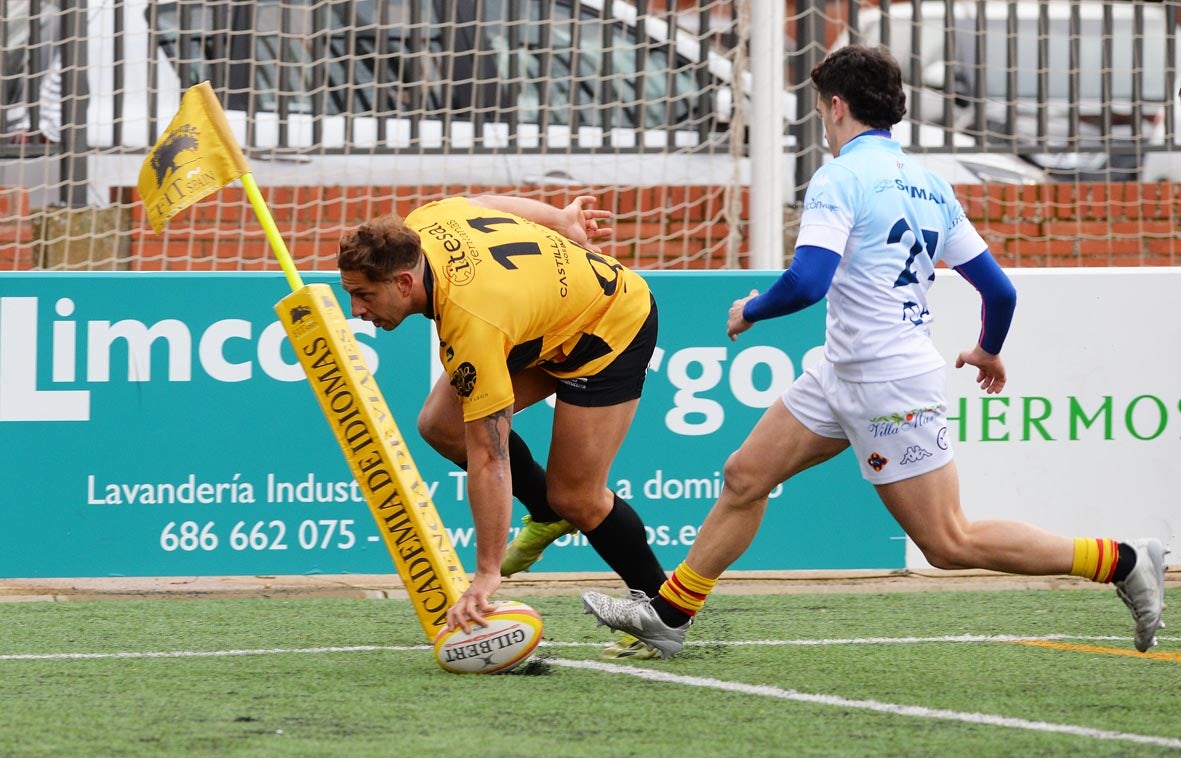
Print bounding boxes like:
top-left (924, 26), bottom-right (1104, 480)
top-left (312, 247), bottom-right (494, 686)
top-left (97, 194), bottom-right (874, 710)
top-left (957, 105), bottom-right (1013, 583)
top-left (867, 452), bottom-right (888, 472)
top-left (868, 406), bottom-right (939, 438)
top-left (450, 362), bottom-right (477, 397)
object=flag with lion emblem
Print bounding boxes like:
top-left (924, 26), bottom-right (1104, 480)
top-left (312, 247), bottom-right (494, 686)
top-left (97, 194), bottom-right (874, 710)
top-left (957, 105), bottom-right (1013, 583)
top-left (137, 81), bottom-right (250, 233)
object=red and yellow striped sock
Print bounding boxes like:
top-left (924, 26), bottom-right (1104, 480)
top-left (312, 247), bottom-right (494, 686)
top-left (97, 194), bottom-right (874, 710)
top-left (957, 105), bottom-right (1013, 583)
top-left (658, 562), bottom-right (718, 617)
top-left (1070, 537), bottom-right (1120, 583)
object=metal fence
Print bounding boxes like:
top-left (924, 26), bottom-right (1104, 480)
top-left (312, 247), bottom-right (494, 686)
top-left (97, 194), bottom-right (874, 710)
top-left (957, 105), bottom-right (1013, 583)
top-left (1, 1), bottom-right (1179, 271)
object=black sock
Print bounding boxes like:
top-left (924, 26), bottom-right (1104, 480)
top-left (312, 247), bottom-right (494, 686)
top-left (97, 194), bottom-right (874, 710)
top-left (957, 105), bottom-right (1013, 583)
top-left (454, 431), bottom-right (561, 523)
top-left (652, 597), bottom-right (691, 628)
top-left (507, 431), bottom-right (561, 523)
top-left (1112, 542), bottom-right (1138, 583)
top-left (583, 495), bottom-right (667, 597)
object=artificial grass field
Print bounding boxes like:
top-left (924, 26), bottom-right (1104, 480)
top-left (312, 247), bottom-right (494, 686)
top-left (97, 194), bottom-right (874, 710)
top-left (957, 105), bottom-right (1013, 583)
top-left (2, 587), bottom-right (1178, 757)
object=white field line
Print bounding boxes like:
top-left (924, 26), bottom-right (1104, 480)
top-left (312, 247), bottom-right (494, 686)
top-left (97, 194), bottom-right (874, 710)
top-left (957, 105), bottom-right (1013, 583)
top-left (548, 658), bottom-right (1181, 750)
top-left (0, 633), bottom-right (1176, 660)
top-left (0, 645), bottom-right (426, 661)
top-left (1, 633), bottom-right (1172, 660)
top-left (2, 634), bottom-right (1177, 749)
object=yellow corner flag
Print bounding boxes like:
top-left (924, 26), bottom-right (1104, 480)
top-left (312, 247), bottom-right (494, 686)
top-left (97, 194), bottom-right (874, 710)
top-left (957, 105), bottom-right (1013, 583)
top-left (137, 81), bottom-right (250, 233)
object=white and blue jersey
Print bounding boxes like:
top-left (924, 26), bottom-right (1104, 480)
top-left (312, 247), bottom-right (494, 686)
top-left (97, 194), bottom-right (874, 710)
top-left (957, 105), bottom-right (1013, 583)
top-left (795, 133), bottom-right (988, 382)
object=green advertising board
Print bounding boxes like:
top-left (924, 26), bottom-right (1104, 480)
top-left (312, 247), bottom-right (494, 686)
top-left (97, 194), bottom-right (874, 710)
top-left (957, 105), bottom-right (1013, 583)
top-left (0, 272), bottom-right (899, 577)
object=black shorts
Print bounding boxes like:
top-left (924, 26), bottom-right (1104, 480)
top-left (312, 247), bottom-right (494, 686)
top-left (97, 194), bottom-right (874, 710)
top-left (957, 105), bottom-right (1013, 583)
top-left (554, 295), bottom-right (658, 408)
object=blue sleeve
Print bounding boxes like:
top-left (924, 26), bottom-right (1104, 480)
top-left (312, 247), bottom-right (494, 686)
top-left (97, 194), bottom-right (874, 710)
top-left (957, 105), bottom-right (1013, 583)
top-left (742, 245), bottom-right (840, 323)
top-left (953, 250), bottom-right (1017, 355)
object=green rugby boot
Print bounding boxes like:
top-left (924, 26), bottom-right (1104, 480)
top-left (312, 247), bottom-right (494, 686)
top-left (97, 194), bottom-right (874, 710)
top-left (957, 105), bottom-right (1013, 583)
top-left (600, 632), bottom-right (661, 661)
top-left (500, 515), bottom-right (577, 576)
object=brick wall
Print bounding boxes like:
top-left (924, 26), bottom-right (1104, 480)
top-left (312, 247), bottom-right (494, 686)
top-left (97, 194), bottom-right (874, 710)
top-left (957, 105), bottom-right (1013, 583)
top-left (1, 182), bottom-right (1179, 271)
top-left (117, 185), bottom-right (741, 271)
top-left (0, 186), bottom-right (34, 269)
top-left (962, 183), bottom-right (1180, 267)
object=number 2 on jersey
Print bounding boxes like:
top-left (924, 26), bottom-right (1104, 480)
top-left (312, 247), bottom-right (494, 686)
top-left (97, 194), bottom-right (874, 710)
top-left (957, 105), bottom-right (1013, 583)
top-left (888, 218), bottom-right (939, 288)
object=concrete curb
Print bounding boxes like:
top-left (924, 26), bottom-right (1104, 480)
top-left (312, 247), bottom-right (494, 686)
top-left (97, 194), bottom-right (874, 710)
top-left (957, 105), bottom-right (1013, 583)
top-left (2, 568), bottom-right (1176, 603)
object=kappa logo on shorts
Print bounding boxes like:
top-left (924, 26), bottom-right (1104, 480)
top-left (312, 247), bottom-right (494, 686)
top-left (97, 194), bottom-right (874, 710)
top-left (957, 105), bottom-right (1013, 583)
top-left (450, 362), bottom-right (477, 397)
top-left (867, 452), bottom-right (888, 472)
top-left (900, 445), bottom-right (933, 465)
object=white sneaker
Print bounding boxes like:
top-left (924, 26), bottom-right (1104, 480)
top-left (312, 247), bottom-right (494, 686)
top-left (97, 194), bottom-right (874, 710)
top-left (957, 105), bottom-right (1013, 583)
top-left (1114, 538), bottom-right (1169, 652)
top-left (581, 590), bottom-right (690, 659)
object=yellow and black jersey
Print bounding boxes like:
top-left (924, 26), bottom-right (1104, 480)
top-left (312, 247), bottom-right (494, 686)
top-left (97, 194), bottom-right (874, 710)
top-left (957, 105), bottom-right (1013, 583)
top-left (405, 196), bottom-right (652, 422)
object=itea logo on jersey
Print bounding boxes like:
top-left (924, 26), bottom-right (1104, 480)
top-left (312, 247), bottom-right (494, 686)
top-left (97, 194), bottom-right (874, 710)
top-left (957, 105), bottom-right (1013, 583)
top-left (0, 296), bottom-right (381, 422)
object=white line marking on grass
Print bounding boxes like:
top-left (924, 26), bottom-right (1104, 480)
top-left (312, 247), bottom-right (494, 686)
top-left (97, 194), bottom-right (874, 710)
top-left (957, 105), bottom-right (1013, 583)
top-left (538, 633), bottom-right (1176, 649)
top-left (0, 645), bottom-right (429, 661)
top-left (2, 634), bottom-right (1174, 660)
top-left (5, 636), bottom-right (1177, 747)
top-left (689, 633), bottom-right (1151, 647)
top-left (548, 658), bottom-right (1181, 750)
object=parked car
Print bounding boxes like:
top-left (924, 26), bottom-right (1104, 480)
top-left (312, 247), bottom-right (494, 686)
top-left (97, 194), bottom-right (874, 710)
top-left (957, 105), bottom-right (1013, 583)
top-left (836, 0), bottom-right (1178, 182)
top-left (2, 0), bottom-right (1048, 210)
top-left (103, 0), bottom-right (787, 191)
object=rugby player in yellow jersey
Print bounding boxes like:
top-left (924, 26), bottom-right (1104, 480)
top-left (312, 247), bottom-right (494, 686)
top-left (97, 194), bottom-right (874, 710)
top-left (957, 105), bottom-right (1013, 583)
top-left (338, 194), bottom-right (668, 641)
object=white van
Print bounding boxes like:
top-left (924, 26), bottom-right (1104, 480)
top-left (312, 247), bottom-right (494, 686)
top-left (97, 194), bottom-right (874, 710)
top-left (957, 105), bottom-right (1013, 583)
top-left (836, 0), bottom-right (1178, 182)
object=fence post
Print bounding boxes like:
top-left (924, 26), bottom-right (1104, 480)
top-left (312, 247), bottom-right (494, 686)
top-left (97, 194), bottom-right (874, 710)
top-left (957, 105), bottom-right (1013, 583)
top-left (748, 0), bottom-right (786, 269)
top-left (792, 0), bottom-right (826, 197)
top-left (59, 0), bottom-right (89, 207)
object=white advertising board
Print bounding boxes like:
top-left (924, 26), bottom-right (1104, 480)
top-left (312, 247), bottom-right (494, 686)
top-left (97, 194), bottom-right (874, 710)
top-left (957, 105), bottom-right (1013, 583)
top-left (924, 268), bottom-right (1179, 568)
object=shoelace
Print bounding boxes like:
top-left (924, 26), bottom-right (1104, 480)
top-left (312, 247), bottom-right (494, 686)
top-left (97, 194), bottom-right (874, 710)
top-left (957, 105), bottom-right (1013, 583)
top-left (601, 590), bottom-right (656, 625)
top-left (624, 589), bottom-right (654, 604)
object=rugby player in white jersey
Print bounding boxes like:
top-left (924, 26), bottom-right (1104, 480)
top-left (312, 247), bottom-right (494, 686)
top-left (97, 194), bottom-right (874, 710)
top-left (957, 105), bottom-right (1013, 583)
top-left (581, 44), bottom-right (1168, 658)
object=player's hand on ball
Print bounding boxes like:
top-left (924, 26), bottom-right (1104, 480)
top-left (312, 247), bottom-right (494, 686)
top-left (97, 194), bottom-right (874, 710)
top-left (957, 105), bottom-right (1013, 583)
top-left (434, 601), bottom-right (543, 674)
top-left (446, 572), bottom-right (502, 633)
top-left (727, 289), bottom-right (758, 341)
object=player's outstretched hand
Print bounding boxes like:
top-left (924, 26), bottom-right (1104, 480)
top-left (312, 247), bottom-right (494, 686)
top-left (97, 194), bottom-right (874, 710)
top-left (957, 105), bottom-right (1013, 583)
top-left (955, 345), bottom-right (1006, 394)
top-left (727, 289), bottom-right (759, 341)
top-left (562, 195), bottom-right (613, 253)
top-left (445, 572), bottom-right (501, 633)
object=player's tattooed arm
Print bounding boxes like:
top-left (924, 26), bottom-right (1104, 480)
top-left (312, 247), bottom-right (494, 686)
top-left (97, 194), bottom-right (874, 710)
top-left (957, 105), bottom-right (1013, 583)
top-left (480, 406), bottom-right (513, 463)
top-left (451, 405), bottom-right (514, 631)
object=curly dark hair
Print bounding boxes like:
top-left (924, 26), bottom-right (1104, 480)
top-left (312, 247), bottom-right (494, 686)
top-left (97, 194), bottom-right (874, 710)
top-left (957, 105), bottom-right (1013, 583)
top-left (337, 214), bottom-right (422, 282)
top-left (810, 44), bottom-right (907, 129)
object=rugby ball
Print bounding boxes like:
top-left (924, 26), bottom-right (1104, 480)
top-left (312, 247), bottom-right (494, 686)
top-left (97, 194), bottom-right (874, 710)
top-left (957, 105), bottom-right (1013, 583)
top-left (433, 600), bottom-right (543, 674)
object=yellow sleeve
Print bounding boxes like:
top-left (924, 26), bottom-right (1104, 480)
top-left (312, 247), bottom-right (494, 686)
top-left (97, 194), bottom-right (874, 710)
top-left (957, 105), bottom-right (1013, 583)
top-left (438, 314), bottom-right (516, 422)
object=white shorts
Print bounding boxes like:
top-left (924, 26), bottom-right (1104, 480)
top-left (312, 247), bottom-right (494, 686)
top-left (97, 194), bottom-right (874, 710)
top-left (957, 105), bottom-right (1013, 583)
top-left (784, 361), bottom-right (953, 485)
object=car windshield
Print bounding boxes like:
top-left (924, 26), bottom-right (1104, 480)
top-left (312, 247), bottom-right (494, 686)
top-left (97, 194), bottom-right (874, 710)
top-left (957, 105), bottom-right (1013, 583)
top-left (151, 0), bottom-right (710, 132)
top-left (975, 16), bottom-right (1168, 103)
top-left (867, 3), bottom-right (1171, 106)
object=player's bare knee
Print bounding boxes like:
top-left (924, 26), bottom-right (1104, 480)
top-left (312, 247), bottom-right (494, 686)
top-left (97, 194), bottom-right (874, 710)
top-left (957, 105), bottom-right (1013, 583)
top-left (920, 550), bottom-right (962, 570)
top-left (913, 534), bottom-right (971, 570)
top-left (415, 411), bottom-right (441, 447)
top-left (720, 453), bottom-right (773, 505)
top-left (547, 486), bottom-right (609, 529)
top-left (416, 412), bottom-right (462, 459)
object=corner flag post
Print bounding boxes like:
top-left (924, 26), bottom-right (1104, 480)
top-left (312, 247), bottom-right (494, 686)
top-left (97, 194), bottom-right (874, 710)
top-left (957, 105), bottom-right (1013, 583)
top-left (138, 81), bottom-right (469, 639)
